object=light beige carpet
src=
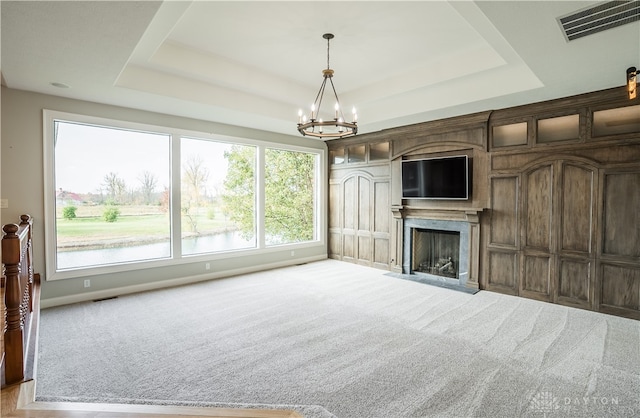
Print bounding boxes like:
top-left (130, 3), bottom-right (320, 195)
top-left (36, 260), bottom-right (640, 417)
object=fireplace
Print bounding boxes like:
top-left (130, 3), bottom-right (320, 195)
top-left (403, 218), bottom-right (470, 287)
top-left (412, 229), bottom-right (460, 279)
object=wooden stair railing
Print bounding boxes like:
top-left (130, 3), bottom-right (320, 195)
top-left (2, 214), bottom-right (41, 388)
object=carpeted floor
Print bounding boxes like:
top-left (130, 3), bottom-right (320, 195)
top-left (36, 260), bottom-right (640, 417)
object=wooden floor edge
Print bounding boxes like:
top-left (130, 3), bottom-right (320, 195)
top-left (1, 379), bottom-right (36, 413)
top-left (4, 397), bottom-right (303, 418)
top-left (2, 380), bottom-right (303, 418)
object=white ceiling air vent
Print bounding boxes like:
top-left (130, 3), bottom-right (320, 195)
top-left (559, 0), bottom-right (640, 41)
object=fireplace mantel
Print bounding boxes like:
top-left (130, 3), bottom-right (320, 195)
top-left (391, 205), bottom-right (485, 223)
top-left (390, 204), bottom-right (485, 290)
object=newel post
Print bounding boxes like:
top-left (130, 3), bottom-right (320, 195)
top-left (2, 223), bottom-right (25, 384)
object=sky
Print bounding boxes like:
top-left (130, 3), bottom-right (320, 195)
top-left (55, 121), bottom-right (235, 195)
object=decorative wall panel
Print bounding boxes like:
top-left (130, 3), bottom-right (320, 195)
top-left (524, 165), bottom-right (553, 251)
top-left (343, 235), bottom-right (354, 261)
top-left (561, 164), bottom-right (595, 254)
top-left (374, 182), bottom-right (390, 233)
top-left (603, 172), bottom-right (640, 258)
top-left (488, 251), bottom-right (518, 291)
top-left (343, 177), bottom-right (356, 230)
top-left (329, 184), bottom-right (340, 229)
top-left (358, 177), bottom-right (371, 231)
top-left (328, 232), bottom-right (341, 257)
top-left (522, 255), bottom-right (552, 297)
top-left (374, 238), bottom-right (390, 266)
top-left (558, 257), bottom-right (592, 307)
top-left (601, 264), bottom-right (640, 313)
top-left (489, 176), bottom-right (518, 247)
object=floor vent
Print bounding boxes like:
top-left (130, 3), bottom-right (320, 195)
top-left (93, 296), bottom-right (118, 302)
top-left (559, 0), bottom-right (640, 41)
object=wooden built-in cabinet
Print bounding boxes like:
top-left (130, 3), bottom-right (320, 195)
top-left (328, 86), bottom-right (640, 320)
top-left (328, 142), bottom-right (391, 269)
top-left (487, 159), bottom-right (599, 311)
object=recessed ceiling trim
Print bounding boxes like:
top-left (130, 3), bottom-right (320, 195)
top-left (559, 0), bottom-right (640, 41)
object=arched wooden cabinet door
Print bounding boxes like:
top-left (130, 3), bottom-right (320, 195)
top-left (329, 171), bottom-right (390, 268)
top-left (556, 162), bottom-right (597, 310)
top-left (520, 159), bottom-right (597, 308)
top-left (520, 163), bottom-right (555, 302)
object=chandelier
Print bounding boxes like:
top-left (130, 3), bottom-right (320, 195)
top-left (297, 33), bottom-right (357, 139)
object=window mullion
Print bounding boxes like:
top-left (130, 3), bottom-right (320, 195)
top-left (256, 146), bottom-right (265, 249)
top-left (171, 134), bottom-right (182, 258)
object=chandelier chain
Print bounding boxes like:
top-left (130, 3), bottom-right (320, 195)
top-left (326, 36), bottom-right (330, 70)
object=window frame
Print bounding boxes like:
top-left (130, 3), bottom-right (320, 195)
top-left (43, 110), bottom-right (326, 281)
top-left (263, 146), bottom-right (320, 246)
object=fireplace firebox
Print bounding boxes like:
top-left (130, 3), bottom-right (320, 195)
top-left (403, 218), bottom-right (470, 287)
top-left (412, 229), bottom-right (460, 279)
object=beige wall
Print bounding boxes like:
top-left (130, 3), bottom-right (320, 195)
top-left (1, 87), bottom-right (327, 306)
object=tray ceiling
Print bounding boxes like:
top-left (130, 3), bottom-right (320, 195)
top-left (2, 1), bottom-right (639, 137)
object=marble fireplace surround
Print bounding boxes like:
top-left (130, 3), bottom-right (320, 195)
top-left (393, 206), bottom-right (484, 290)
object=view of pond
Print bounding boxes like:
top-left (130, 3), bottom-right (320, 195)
top-left (56, 231), bottom-right (255, 269)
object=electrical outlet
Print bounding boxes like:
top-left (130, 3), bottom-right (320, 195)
top-left (291, 250), bottom-right (295, 256)
top-left (0, 199), bottom-right (8, 209)
top-left (84, 279), bottom-right (91, 288)
top-left (205, 263), bottom-right (210, 270)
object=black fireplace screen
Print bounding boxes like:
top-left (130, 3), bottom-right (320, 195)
top-left (412, 228), bottom-right (460, 279)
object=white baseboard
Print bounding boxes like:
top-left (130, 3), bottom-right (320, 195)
top-left (41, 255), bottom-right (327, 309)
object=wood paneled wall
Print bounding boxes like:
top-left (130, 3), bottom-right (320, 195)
top-left (328, 86), bottom-right (640, 319)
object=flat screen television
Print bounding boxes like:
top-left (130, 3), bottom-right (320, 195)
top-left (402, 155), bottom-right (471, 200)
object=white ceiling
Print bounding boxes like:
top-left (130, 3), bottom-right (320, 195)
top-left (2, 1), bottom-right (639, 138)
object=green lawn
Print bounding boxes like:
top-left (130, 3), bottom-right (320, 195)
top-left (57, 214), bottom-right (171, 239)
top-left (57, 206), bottom-right (236, 246)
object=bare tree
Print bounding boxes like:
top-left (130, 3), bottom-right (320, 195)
top-left (102, 172), bottom-right (126, 204)
top-left (182, 156), bottom-right (210, 233)
top-left (138, 171), bottom-right (158, 205)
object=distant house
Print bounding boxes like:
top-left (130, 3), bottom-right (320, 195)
top-left (56, 188), bottom-right (83, 207)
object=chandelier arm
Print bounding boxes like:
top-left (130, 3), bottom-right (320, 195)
top-left (328, 77), bottom-right (346, 121)
top-left (315, 77), bottom-right (328, 121)
top-left (313, 77), bottom-right (327, 111)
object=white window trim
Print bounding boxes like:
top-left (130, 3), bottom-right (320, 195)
top-left (43, 109), bottom-right (326, 281)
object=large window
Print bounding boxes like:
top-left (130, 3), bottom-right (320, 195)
top-left (44, 111), bottom-right (324, 280)
top-left (181, 138), bottom-right (256, 255)
top-left (264, 148), bottom-right (317, 245)
top-left (52, 121), bottom-right (171, 270)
